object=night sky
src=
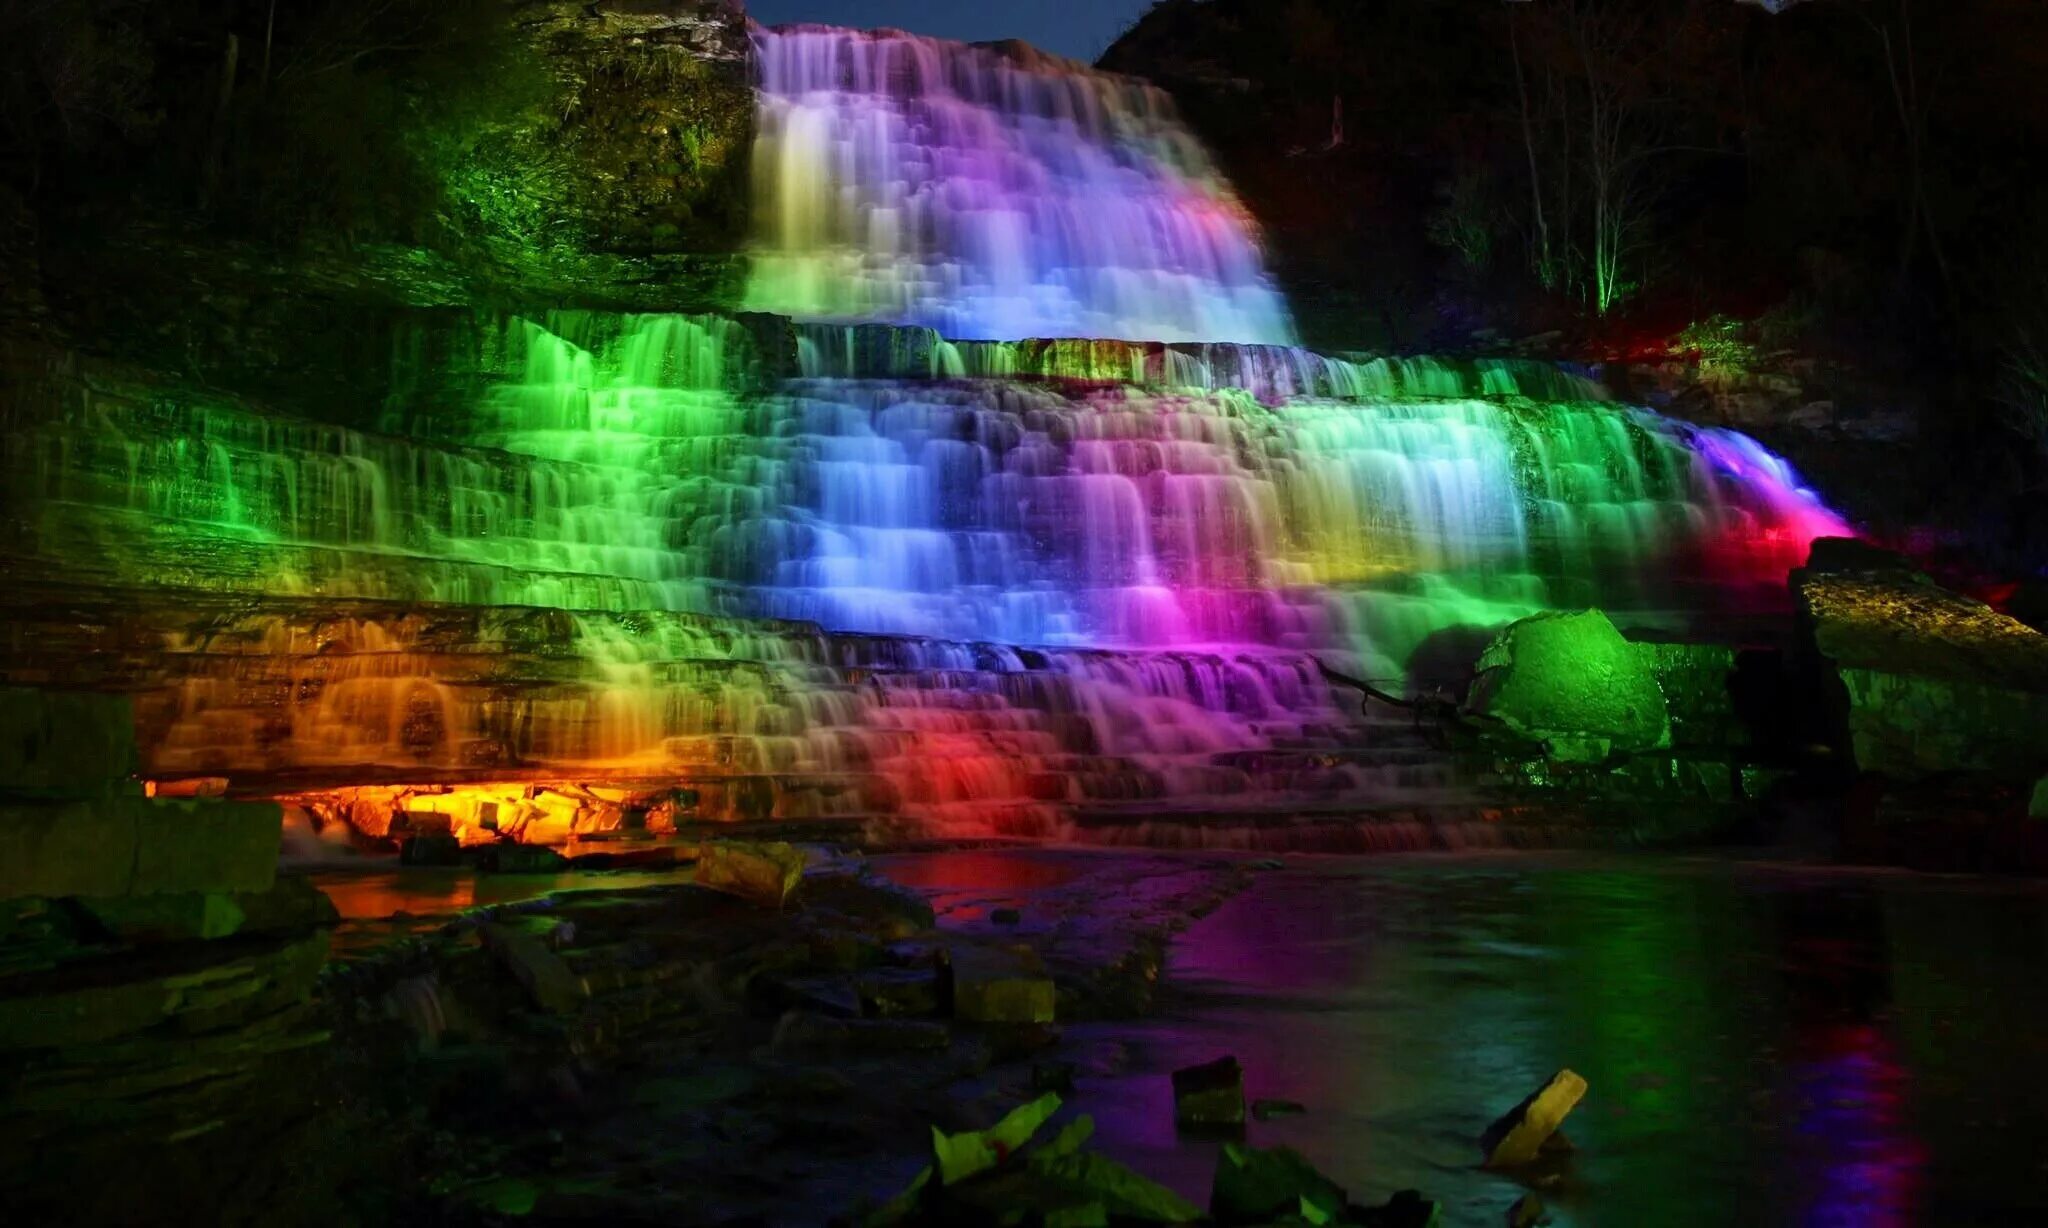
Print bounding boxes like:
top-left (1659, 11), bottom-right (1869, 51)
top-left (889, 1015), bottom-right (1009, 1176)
top-left (743, 0), bottom-right (1156, 62)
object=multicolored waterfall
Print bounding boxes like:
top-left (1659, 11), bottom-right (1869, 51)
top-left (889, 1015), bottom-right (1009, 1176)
top-left (0, 24), bottom-right (1849, 846)
top-left (743, 25), bottom-right (1296, 344)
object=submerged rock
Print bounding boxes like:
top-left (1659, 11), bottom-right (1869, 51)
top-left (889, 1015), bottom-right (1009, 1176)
top-left (1481, 1069), bottom-right (1587, 1168)
top-left (1467, 610), bottom-right (1671, 762)
top-left (1252, 1097), bottom-right (1307, 1120)
top-left (1172, 1054), bottom-right (1246, 1128)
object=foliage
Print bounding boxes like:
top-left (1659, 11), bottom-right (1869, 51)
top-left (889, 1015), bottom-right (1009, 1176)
top-left (1673, 314), bottom-right (1758, 375)
top-left (0, 0), bottom-right (158, 190)
top-left (1425, 165), bottom-right (1500, 276)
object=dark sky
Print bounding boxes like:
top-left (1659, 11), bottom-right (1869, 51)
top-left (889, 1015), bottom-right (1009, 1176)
top-left (744, 1), bottom-right (1157, 62)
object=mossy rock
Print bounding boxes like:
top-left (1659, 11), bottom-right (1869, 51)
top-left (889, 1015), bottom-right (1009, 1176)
top-left (1467, 610), bottom-right (1671, 761)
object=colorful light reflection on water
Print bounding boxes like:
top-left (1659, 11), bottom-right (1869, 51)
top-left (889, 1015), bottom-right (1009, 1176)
top-left (948, 854), bottom-right (2048, 1228)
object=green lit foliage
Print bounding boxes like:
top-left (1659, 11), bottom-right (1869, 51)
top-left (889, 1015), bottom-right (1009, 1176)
top-left (232, 0), bottom-right (554, 246)
top-left (1672, 314), bottom-right (1758, 376)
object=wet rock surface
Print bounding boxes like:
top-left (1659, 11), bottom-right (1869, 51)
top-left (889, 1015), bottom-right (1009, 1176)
top-left (196, 849), bottom-right (1251, 1224)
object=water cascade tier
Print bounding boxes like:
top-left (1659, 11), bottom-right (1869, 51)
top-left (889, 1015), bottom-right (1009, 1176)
top-left (743, 24), bottom-right (1297, 344)
top-left (3, 312), bottom-right (1846, 840)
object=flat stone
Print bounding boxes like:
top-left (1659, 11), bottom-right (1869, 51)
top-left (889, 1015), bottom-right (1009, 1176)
top-left (478, 921), bottom-right (588, 1014)
top-left (950, 945), bottom-right (1055, 1024)
top-left (1482, 1069), bottom-right (1588, 1168)
top-left (1172, 1054), bottom-right (1245, 1128)
top-left (0, 797), bottom-right (279, 901)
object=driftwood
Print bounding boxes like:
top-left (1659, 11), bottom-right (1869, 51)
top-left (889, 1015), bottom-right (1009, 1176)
top-left (1311, 658), bottom-right (1487, 740)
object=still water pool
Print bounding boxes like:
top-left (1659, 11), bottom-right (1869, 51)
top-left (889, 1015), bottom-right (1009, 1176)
top-left (1058, 853), bottom-right (2048, 1227)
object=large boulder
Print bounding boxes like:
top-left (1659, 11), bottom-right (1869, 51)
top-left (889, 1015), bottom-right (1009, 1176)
top-left (0, 797), bottom-right (281, 902)
top-left (1794, 539), bottom-right (2048, 782)
top-left (0, 688), bottom-right (137, 800)
top-left (1466, 610), bottom-right (1671, 762)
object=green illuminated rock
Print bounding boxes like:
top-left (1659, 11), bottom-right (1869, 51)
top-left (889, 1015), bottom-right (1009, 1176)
top-left (1210, 1142), bottom-right (1345, 1225)
top-left (0, 688), bottom-right (137, 800)
top-left (1467, 610), bottom-right (1671, 762)
top-left (933, 1092), bottom-right (1061, 1185)
top-left (0, 798), bottom-right (280, 901)
top-left (950, 945), bottom-right (1056, 1025)
top-left (77, 876), bottom-right (339, 944)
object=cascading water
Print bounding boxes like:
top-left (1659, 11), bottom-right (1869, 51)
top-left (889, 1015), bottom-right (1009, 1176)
top-left (743, 25), bottom-right (1297, 344)
top-left (0, 23), bottom-right (1851, 845)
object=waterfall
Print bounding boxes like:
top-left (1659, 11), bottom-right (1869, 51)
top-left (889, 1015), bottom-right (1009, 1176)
top-left (21, 311), bottom-right (1844, 710)
top-left (743, 25), bottom-right (1297, 345)
top-left (1, 20), bottom-right (1857, 843)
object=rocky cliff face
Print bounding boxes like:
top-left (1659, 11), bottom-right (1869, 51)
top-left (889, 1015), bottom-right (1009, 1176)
top-left (470, 0), bottom-right (755, 295)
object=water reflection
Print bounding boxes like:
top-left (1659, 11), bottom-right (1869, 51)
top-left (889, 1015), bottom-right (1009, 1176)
top-left (309, 865), bottom-right (694, 942)
top-left (1065, 855), bottom-right (2048, 1227)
